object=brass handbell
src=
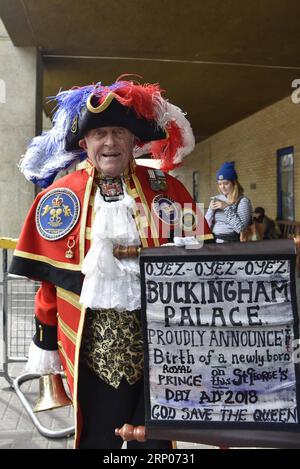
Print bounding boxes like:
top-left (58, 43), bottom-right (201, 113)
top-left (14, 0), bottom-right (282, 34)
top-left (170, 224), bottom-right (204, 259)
top-left (34, 374), bottom-right (72, 413)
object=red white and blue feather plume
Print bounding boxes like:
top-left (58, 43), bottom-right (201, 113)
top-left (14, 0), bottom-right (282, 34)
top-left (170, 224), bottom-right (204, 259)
top-left (19, 79), bottom-right (195, 187)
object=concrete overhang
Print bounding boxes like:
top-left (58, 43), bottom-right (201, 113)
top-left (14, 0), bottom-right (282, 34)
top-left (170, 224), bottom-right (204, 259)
top-left (1, 0), bottom-right (300, 141)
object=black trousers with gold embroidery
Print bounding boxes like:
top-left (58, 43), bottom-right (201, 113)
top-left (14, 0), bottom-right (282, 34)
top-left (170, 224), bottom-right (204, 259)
top-left (78, 363), bottom-right (172, 449)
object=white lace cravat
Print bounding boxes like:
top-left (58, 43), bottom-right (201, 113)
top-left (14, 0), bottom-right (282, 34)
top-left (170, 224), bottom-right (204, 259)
top-left (80, 180), bottom-right (141, 311)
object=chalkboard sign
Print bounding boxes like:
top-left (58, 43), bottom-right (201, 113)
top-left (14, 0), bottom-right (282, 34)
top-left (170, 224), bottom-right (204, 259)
top-left (140, 240), bottom-right (300, 448)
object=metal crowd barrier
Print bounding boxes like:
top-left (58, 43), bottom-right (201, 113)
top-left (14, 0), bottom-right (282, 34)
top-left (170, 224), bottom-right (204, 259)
top-left (0, 237), bottom-right (74, 439)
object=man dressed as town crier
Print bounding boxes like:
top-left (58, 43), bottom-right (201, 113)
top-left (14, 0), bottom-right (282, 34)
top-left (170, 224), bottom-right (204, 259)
top-left (10, 77), bottom-right (212, 448)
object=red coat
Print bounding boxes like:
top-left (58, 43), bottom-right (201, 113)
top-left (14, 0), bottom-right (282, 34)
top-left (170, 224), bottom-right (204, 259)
top-left (10, 160), bottom-right (212, 446)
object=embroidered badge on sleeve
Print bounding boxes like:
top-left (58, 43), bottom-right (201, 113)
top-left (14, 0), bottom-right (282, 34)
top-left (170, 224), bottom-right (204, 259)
top-left (35, 188), bottom-right (80, 240)
top-left (153, 194), bottom-right (181, 225)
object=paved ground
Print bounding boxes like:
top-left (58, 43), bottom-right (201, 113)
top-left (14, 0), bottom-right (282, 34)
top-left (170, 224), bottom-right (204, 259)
top-left (0, 363), bottom-right (214, 449)
top-left (0, 267), bottom-right (299, 449)
top-left (0, 365), bottom-right (75, 449)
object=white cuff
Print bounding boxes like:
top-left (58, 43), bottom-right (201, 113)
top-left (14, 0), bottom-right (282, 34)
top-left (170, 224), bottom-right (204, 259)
top-left (25, 341), bottom-right (62, 375)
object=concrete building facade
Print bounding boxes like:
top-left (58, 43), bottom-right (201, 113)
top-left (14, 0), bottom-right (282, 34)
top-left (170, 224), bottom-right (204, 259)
top-left (0, 19), bottom-right (38, 238)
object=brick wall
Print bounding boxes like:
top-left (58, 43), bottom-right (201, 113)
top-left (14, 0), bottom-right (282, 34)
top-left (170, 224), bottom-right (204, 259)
top-left (178, 95), bottom-right (300, 220)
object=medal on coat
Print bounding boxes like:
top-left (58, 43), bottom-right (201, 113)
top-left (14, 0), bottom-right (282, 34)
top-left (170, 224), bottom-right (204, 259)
top-left (65, 236), bottom-right (76, 259)
top-left (147, 169), bottom-right (168, 192)
top-left (97, 176), bottom-right (124, 202)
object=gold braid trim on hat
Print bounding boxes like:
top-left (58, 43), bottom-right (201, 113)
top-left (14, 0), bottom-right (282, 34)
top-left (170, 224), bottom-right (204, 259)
top-left (86, 92), bottom-right (115, 114)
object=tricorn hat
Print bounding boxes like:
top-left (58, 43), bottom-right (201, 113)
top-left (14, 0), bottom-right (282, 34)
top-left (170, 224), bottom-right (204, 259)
top-left (20, 78), bottom-right (195, 187)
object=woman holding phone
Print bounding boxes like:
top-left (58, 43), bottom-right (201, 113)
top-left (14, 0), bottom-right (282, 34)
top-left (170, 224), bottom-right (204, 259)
top-left (205, 162), bottom-right (252, 243)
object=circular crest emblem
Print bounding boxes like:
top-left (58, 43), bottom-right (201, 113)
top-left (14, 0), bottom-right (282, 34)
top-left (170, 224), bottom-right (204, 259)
top-left (36, 188), bottom-right (80, 240)
top-left (153, 195), bottom-right (180, 225)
